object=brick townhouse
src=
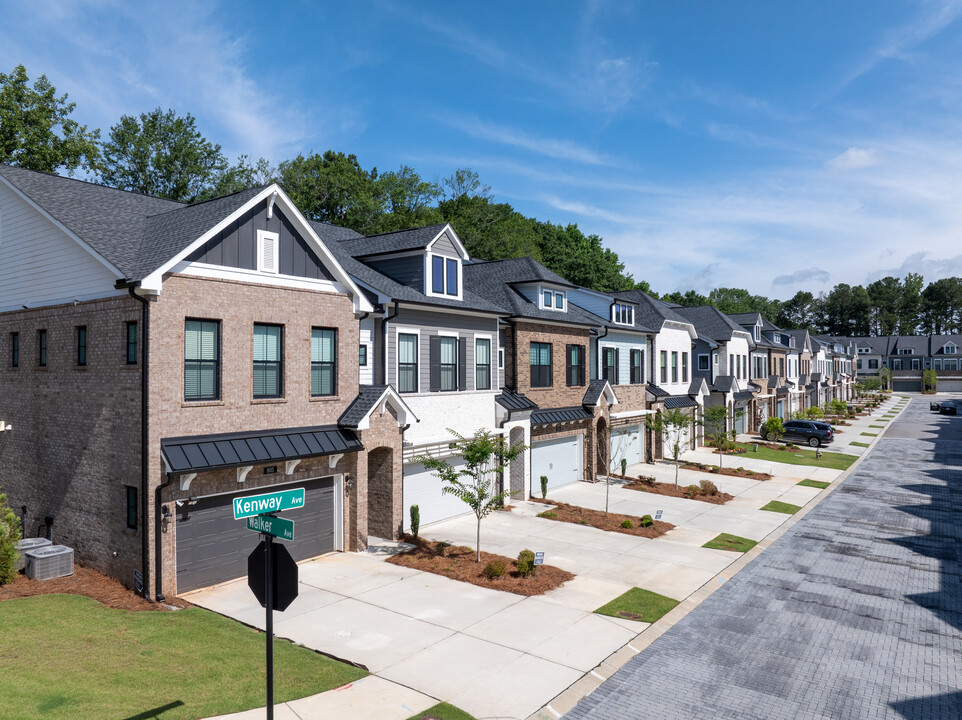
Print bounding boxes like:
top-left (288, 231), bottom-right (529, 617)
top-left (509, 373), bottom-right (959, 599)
top-left (0, 164), bottom-right (412, 599)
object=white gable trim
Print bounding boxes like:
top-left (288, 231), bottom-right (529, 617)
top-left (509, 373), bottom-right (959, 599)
top-left (140, 185), bottom-right (374, 313)
top-left (0, 174), bottom-right (124, 278)
top-left (426, 224), bottom-right (470, 260)
top-left (351, 386), bottom-right (419, 430)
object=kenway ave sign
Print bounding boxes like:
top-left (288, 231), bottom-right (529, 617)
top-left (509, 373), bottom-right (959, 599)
top-left (232, 488), bottom-right (305, 519)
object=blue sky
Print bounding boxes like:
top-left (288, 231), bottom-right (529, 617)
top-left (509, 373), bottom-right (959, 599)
top-left (4, 0), bottom-right (962, 299)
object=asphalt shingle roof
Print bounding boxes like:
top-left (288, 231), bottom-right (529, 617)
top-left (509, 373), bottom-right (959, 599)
top-left (583, 379), bottom-right (611, 406)
top-left (712, 375), bottom-right (736, 393)
top-left (336, 224), bottom-right (450, 257)
top-left (674, 305), bottom-right (749, 343)
top-left (338, 385), bottom-right (390, 428)
top-left (646, 383), bottom-right (670, 398)
top-left (610, 289), bottom-right (693, 331)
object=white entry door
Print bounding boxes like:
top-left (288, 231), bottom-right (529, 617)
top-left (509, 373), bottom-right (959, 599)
top-left (531, 435), bottom-right (583, 494)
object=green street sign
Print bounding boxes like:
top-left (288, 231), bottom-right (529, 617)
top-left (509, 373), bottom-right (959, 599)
top-left (233, 488), bottom-right (305, 520)
top-left (247, 514), bottom-right (295, 541)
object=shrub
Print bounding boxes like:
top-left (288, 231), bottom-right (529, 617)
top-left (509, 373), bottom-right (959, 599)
top-left (761, 417), bottom-right (785, 443)
top-left (409, 505), bottom-right (420, 540)
top-left (639, 475), bottom-right (656, 486)
top-left (436, 541), bottom-right (450, 557)
top-left (620, 519), bottom-right (633, 529)
top-left (746, 469), bottom-right (755, 476)
top-left (710, 467), bottom-right (719, 473)
top-left (516, 549), bottom-right (536, 577)
top-left (806, 406), bottom-right (824, 419)
top-left (684, 484), bottom-right (702, 498)
top-left (699, 479), bottom-right (718, 496)
top-left (0, 491), bottom-right (22, 585)
top-left (537, 510), bottom-right (557, 519)
top-left (620, 457), bottom-right (628, 476)
top-left (540, 475), bottom-right (548, 499)
top-left (482, 560), bottom-right (506, 580)
top-left (639, 514), bottom-right (654, 527)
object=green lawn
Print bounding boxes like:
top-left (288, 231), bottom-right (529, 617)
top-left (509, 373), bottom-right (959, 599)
top-left (870, 424), bottom-right (885, 428)
top-left (761, 500), bottom-right (802, 514)
top-left (0, 595), bottom-right (366, 720)
top-left (797, 479), bottom-right (831, 489)
top-left (861, 432), bottom-right (879, 437)
top-left (595, 587), bottom-right (679, 623)
top-left (407, 703), bottom-right (478, 720)
top-left (850, 441), bottom-right (870, 448)
top-left (702, 533), bottom-right (758, 552)
top-left (729, 443), bottom-right (858, 471)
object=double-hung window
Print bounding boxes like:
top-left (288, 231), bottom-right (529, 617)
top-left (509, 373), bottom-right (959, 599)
top-left (311, 328), bottom-right (336, 397)
top-left (76, 326), bottom-right (87, 366)
top-left (530, 342), bottom-right (552, 387)
top-left (184, 320), bottom-right (220, 401)
top-left (671, 352), bottom-right (678, 383)
top-left (398, 333), bottom-right (418, 393)
top-left (660, 350), bottom-right (668, 383)
top-left (10, 332), bottom-right (18, 368)
top-left (126, 322), bottom-right (138, 364)
top-left (602, 347), bottom-right (618, 384)
top-left (475, 338), bottom-right (491, 390)
top-left (681, 352), bottom-right (688, 383)
top-left (439, 337), bottom-right (457, 391)
top-left (630, 349), bottom-right (643, 384)
top-left (253, 323), bottom-right (283, 398)
top-left (566, 344), bottom-right (585, 386)
top-left (359, 344), bottom-right (368, 367)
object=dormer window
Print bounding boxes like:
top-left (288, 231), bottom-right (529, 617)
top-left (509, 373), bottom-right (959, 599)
top-left (753, 327), bottom-right (760, 342)
top-left (858, 347), bottom-right (869, 354)
top-left (945, 343), bottom-right (958, 354)
top-left (428, 255), bottom-right (461, 298)
top-left (612, 303), bottom-right (634, 326)
top-left (540, 287), bottom-right (565, 311)
top-left (898, 348), bottom-right (914, 355)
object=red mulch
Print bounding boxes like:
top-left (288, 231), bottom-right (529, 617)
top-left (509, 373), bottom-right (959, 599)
top-left (387, 536), bottom-right (573, 596)
top-left (0, 565), bottom-right (190, 611)
top-left (530, 498), bottom-right (675, 536)
top-left (622, 477), bottom-right (734, 504)
top-left (680, 463), bottom-right (772, 481)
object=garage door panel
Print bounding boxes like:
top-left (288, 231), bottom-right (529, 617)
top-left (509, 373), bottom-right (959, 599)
top-left (403, 457), bottom-right (470, 531)
top-left (176, 477), bottom-right (336, 593)
top-left (532, 435), bottom-right (582, 492)
top-left (610, 425), bottom-right (642, 471)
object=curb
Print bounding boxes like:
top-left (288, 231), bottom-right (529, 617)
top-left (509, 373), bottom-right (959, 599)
top-left (527, 396), bottom-right (907, 720)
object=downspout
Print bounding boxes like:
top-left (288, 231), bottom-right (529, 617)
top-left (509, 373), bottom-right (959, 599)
top-left (124, 282), bottom-right (151, 601)
top-left (383, 302), bottom-right (399, 387)
top-left (595, 324), bottom-right (609, 381)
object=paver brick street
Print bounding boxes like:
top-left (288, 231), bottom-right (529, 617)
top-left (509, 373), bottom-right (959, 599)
top-left (566, 397), bottom-right (962, 720)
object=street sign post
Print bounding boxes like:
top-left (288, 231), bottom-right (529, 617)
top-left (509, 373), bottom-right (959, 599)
top-left (232, 488), bottom-right (305, 519)
top-left (534, 551), bottom-right (545, 566)
top-left (246, 514), bottom-right (294, 541)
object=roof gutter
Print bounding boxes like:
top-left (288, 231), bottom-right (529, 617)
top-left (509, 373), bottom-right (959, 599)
top-left (118, 279), bottom-right (152, 601)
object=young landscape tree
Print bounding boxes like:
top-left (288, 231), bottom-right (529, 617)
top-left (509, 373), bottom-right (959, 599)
top-left (413, 429), bottom-right (525, 563)
top-left (922, 368), bottom-right (938, 394)
top-left (0, 490), bottom-right (22, 585)
top-left (645, 409), bottom-right (692, 488)
top-left (702, 404), bottom-right (731, 469)
top-left (0, 64), bottom-right (100, 174)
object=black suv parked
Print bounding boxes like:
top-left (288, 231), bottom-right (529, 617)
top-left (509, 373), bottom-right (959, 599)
top-left (761, 419), bottom-right (834, 447)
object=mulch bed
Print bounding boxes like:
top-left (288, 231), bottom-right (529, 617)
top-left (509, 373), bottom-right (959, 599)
top-left (529, 498), bottom-right (675, 536)
top-left (680, 462), bottom-right (772, 481)
top-left (622, 477), bottom-right (734, 504)
top-left (387, 536), bottom-right (573, 596)
top-left (0, 565), bottom-right (190, 611)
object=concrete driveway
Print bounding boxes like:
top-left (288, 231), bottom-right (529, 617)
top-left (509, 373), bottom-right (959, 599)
top-left (190, 397), bottom-right (907, 720)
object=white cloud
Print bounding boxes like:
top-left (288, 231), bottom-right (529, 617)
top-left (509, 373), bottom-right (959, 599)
top-left (825, 147), bottom-right (882, 172)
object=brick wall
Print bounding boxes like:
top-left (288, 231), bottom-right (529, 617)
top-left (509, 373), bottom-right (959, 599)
top-left (509, 321), bottom-right (593, 407)
top-left (0, 296), bottom-right (143, 583)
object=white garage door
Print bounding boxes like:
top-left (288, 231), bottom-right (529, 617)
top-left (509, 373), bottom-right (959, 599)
top-left (531, 435), bottom-right (582, 493)
top-left (937, 380), bottom-right (962, 392)
top-left (403, 456), bottom-right (471, 531)
top-left (610, 425), bottom-right (643, 471)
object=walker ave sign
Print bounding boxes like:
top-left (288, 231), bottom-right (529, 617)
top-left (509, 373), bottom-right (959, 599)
top-left (246, 514), bottom-right (294, 541)
top-left (232, 488), bottom-right (305, 519)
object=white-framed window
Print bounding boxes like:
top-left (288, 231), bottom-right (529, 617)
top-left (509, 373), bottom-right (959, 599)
top-left (539, 287), bottom-right (566, 311)
top-left (945, 343), bottom-right (958, 354)
top-left (475, 336), bottom-right (492, 391)
top-left (427, 254), bottom-right (461, 298)
top-left (698, 354), bottom-right (709, 371)
top-left (396, 328), bottom-right (420, 393)
top-left (612, 303), bottom-right (634, 326)
top-left (256, 230), bottom-right (279, 274)
top-left (543, 290), bottom-right (553, 308)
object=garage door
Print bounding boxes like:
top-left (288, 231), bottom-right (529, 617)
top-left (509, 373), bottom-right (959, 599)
top-left (938, 380), bottom-right (962, 392)
top-left (893, 380), bottom-right (922, 392)
top-left (403, 456), bottom-right (470, 531)
top-left (176, 476), bottom-right (337, 593)
top-left (532, 435), bottom-right (583, 493)
top-left (610, 425), bottom-right (642, 471)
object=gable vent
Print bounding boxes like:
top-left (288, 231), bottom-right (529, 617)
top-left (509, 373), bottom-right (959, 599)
top-left (257, 230), bottom-right (279, 274)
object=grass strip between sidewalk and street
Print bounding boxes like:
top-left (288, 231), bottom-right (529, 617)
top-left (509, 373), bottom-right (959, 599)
top-left (797, 479), bottom-right (831, 489)
top-left (850, 441), bottom-right (871, 448)
top-left (595, 587), bottom-right (680, 623)
top-left (760, 500), bottom-right (803, 514)
top-left (702, 533), bottom-right (758, 552)
top-left (406, 702), bottom-right (478, 720)
top-left (0, 594), bottom-right (366, 720)
top-left (861, 432), bottom-right (879, 437)
top-left (728, 443), bottom-right (858, 471)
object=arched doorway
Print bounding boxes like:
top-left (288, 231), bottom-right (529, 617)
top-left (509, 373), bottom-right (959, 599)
top-left (509, 426), bottom-right (527, 501)
top-left (596, 417), bottom-right (609, 477)
top-left (367, 447), bottom-right (396, 539)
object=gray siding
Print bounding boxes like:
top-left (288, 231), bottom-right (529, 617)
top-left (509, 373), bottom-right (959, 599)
top-left (431, 232), bottom-right (461, 258)
top-left (187, 201), bottom-right (334, 281)
top-left (367, 255), bottom-right (424, 291)
top-left (387, 307), bottom-right (499, 394)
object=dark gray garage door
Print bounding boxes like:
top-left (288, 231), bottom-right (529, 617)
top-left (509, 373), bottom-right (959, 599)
top-left (176, 476), bottom-right (336, 593)
top-left (893, 380), bottom-right (922, 392)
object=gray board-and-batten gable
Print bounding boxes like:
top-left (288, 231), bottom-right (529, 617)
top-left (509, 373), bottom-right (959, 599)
top-left (388, 306), bottom-right (501, 393)
top-left (186, 200), bottom-right (335, 282)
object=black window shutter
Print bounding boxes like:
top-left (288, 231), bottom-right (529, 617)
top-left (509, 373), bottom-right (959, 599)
top-left (614, 348), bottom-right (620, 385)
top-left (565, 344), bottom-right (574, 386)
top-left (429, 335), bottom-right (441, 392)
top-left (458, 337), bottom-right (468, 390)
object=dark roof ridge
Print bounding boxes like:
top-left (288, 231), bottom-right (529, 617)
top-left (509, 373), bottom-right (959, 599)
top-left (0, 163), bottom-right (186, 207)
top-left (144, 183), bottom-right (270, 219)
top-left (353, 222), bottom-right (448, 241)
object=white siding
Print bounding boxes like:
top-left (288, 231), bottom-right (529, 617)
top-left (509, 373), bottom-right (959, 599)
top-left (359, 316), bottom-right (375, 385)
top-left (403, 392), bottom-right (497, 445)
top-left (0, 183), bottom-right (121, 311)
top-left (652, 326), bottom-right (694, 394)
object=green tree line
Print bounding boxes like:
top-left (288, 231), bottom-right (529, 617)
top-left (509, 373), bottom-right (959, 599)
top-left (3, 63), bottom-right (960, 330)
